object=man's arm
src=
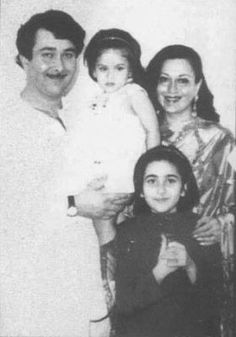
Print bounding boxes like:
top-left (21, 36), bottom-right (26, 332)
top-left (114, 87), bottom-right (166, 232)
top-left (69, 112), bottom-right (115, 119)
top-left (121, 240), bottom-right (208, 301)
top-left (72, 187), bottom-right (130, 245)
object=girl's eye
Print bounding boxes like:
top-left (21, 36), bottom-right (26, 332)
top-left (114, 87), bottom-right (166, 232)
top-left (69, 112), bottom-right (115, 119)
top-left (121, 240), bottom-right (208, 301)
top-left (146, 178), bottom-right (156, 185)
top-left (97, 66), bottom-right (107, 72)
top-left (117, 66), bottom-right (125, 71)
top-left (158, 76), bottom-right (169, 84)
top-left (177, 78), bottom-right (189, 84)
top-left (167, 178), bottom-right (178, 184)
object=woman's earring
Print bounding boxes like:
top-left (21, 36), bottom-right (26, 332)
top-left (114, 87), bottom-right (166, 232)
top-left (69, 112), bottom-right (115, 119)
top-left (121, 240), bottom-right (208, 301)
top-left (127, 73), bottom-right (133, 83)
top-left (192, 95), bottom-right (198, 117)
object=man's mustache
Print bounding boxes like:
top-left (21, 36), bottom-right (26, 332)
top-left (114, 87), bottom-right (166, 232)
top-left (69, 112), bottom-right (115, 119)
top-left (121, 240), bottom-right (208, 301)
top-left (47, 73), bottom-right (67, 79)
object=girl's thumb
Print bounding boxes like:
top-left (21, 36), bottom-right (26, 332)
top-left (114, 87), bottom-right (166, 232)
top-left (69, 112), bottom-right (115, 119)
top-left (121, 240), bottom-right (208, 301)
top-left (160, 234), bottom-right (167, 253)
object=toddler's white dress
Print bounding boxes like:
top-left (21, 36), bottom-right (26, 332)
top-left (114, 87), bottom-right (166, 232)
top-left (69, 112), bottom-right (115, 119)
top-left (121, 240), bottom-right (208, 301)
top-left (67, 83), bottom-right (147, 194)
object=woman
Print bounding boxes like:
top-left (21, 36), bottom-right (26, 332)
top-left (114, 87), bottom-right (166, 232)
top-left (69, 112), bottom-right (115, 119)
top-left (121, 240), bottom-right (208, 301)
top-left (146, 44), bottom-right (235, 337)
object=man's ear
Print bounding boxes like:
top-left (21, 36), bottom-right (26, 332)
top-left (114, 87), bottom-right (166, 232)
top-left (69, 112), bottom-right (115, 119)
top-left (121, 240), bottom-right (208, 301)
top-left (19, 55), bottom-right (30, 70)
top-left (140, 192), bottom-right (144, 198)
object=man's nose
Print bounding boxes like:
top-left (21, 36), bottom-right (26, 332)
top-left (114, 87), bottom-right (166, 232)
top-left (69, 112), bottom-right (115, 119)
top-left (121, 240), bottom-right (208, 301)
top-left (52, 55), bottom-right (64, 72)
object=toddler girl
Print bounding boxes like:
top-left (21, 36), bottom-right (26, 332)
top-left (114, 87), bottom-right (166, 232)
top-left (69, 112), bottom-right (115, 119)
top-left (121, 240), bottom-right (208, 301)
top-left (113, 145), bottom-right (222, 337)
top-left (68, 28), bottom-right (160, 195)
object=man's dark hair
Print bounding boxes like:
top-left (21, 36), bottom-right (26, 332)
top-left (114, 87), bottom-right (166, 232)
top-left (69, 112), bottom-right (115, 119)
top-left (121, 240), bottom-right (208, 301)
top-left (16, 10), bottom-right (85, 67)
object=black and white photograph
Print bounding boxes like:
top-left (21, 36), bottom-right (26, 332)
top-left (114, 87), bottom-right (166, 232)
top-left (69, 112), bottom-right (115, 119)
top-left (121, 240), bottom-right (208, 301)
top-left (0, 1), bottom-right (235, 336)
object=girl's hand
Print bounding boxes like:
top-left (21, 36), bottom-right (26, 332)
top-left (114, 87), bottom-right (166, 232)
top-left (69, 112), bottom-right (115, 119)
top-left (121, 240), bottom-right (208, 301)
top-left (166, 240), bottom-right (197, 283)
top-left (153, 235), bottom-right (186, 283)
top-left (153, 235), bottom-right (197, 284)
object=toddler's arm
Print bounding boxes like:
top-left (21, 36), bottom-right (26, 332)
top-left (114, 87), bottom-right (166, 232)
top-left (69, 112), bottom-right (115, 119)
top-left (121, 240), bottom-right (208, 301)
top-left (129, 87), bottom-right (160, 148)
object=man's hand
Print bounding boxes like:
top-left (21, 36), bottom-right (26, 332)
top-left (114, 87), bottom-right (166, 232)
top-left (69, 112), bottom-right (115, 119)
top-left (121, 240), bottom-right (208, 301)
top-left (193, 216), bottom-right (221, 246)
top-left (74, 177), bottom-right (131, 219)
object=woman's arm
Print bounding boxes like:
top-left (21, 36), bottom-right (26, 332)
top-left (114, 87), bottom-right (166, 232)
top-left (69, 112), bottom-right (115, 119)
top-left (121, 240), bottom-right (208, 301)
top-left (193, 132), bottom-right (235, 246)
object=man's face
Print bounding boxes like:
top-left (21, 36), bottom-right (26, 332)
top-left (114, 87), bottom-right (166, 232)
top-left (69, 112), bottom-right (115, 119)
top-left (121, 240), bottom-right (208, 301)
top-left (23, 29), bottom-right (78, 100)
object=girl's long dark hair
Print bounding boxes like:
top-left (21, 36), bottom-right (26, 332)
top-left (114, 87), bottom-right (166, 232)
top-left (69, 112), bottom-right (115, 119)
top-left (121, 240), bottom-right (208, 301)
top-left (146, 45), bottom-right (219, 122)
top-left (133, 145), bottom-right (199, 216)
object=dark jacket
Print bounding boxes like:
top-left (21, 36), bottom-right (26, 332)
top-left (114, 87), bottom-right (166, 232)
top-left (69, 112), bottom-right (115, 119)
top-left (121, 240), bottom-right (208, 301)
top-left (114, 211), bottom-right (222, 337)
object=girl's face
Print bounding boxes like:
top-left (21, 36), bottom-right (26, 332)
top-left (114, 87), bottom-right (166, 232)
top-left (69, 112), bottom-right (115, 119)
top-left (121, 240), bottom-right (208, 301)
top-left (93, 48), bottom-right (131, 93)
top-left (142, 160), bottom-right (185, 214)
top-left (156, 58), bottom-right (201, 117)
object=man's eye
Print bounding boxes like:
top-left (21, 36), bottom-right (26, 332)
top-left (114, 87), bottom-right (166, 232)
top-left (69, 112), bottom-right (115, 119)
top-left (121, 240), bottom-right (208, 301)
top-left (117, 66), bottom-right (125, 71)
top-left (158, 76), bottom-right (169, 84)
top-left (42, 53), bottom-right (54, 59)
top-left (64, 52), bottom-right (75, 59)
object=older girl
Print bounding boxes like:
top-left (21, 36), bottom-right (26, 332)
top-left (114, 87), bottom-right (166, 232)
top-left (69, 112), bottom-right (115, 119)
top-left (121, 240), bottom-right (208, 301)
top-left (114, 145), bottom-right (222, 337)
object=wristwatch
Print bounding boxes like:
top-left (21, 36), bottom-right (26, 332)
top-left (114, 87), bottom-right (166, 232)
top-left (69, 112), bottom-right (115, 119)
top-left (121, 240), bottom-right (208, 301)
top-left (67, 195), bottom-right (78, 217)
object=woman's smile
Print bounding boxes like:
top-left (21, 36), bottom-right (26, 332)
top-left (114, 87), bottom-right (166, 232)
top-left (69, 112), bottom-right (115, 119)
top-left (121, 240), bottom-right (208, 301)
top-left (157, 58), bottom-right (201, 117)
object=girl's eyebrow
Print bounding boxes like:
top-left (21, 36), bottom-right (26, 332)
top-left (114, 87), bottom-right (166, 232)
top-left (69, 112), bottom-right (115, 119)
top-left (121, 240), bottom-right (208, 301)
top-left (144, 174), bottom-right (157, 179)
top-left (144, 174), bottom-right (179, 179)
top-left (97, 62), bottom-right (126, 66)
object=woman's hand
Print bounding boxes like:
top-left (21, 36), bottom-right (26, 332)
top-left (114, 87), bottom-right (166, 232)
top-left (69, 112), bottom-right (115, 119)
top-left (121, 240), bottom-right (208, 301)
top-left (193, 216), bottom-right (221, 246)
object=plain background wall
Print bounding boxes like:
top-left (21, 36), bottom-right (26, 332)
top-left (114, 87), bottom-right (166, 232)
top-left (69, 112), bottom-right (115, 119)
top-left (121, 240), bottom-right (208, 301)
top-left (1, 0), bottom-right (235, 133)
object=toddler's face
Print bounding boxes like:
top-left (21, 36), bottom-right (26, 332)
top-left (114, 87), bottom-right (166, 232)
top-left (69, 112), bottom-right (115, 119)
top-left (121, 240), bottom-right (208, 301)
top-left (93, 48), bottom-right (131, 93)
top-left (142, 160), bottom-right (185, 214)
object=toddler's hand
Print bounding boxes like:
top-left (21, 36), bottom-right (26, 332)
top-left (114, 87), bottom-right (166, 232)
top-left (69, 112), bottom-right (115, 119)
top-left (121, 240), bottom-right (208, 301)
top-left (87, 175), bottom-right (108, 191)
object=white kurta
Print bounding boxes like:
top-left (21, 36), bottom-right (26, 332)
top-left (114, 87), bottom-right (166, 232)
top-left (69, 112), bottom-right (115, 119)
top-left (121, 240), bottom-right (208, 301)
top-left (0, 96), bottom-right (107, 336)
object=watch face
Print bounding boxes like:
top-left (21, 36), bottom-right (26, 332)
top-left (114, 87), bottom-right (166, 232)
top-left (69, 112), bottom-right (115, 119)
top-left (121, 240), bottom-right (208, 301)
top-left (67, 206), bottom-right (78, 217)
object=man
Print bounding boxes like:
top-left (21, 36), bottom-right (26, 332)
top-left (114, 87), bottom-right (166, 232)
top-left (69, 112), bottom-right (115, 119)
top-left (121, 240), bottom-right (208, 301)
top-left (0, 10), bottom-right (128, 336)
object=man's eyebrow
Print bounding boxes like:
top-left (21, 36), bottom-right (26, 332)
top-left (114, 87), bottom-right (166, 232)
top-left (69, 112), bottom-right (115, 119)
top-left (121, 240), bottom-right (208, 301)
top-left (64, 47), bottom-right (77, 52)
top-left (39, 47), bottom-right (56, 52)
top-left (38, 47), bottom-right (76, 52)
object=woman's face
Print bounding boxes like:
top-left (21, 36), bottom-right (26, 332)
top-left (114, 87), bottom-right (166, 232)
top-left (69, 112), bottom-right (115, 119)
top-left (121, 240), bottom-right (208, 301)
top-left (156, 58), bottom-right (201, 117)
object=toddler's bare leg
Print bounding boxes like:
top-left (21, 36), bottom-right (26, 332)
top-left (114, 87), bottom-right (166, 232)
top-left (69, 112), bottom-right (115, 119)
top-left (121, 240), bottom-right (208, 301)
top-left (93, 218), bottom-right (116, 246)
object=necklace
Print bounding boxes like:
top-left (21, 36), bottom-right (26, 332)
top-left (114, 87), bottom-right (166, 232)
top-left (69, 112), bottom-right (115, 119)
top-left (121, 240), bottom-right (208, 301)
top-left (162, 117), bottom-right (205, 165)
top-left (90, 93), bottom-right (110, 114)
top-left (162, 117), bottom-right (196, 144)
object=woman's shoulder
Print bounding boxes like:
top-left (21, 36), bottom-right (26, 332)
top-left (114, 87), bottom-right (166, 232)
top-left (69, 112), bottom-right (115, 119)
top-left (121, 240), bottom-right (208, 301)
top-left (197, 117), bottom-right (234, 141)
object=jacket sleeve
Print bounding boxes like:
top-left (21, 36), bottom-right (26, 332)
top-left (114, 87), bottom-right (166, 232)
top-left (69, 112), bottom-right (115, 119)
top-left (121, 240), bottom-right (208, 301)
top-left (115, 228), bottom-right (193, 315)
